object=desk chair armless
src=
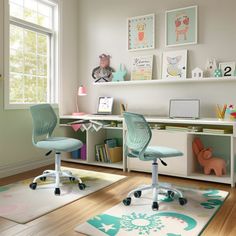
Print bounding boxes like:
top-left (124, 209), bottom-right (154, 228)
top-left (29, 104), bottom-right (85, 195)
top-left (123, 112), bottom-right (187, 210)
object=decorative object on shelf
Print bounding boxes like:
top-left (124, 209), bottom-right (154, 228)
top-left (72, 85), bottom-right (87, 116)
top-left (162, 50), bottom-right (187, 79)
top-left (192, 67), bottom-right (203, 79)
top-left (92, 54), bottom-right (114, 83)
top-left (127, 14), bottom-right (155, 51)
top-left (226, 104), bottom-right (236, 120)
top-left (192, 137), bottom-right (226, 177)
top-left (131, 55), bottom-right (153, 80)
top-left (214, 68), bottom-right (222, 77)
top-left (165, 5), bottom-right (198, 47)
top-left (112, 64), bottom-right (127, 82)
top-left (205, 59), bottom-right (217, 77)
top-left (216, 104), bottom-right (227, 120)
top-left (219, 62), bottom-right (236, 77)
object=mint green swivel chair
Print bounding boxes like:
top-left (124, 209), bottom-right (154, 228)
top-left (29, 104), bottom-right (86, 195)
top-left (123, 112), bottom-right (187, 210)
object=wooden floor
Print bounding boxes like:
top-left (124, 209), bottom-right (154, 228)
top-left (0, 162), bottom-right (236, 236)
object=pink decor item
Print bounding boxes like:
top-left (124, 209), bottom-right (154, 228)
top-left (192, 137), bottom-right (226, 177)
top-left (73, 85), bottom-right (87, 116)
top-left (71, 124), bottom-right (81, 132)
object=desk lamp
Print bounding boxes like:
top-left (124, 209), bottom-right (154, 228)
top-left (72, 85), bottom-right (87, 116)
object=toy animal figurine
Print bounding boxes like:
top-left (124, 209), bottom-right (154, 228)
top-left (192, 137), bottom-right (226, 177)
top-left (92, 54), bottom-right (114, 82)
top-left (205, 59), bottom-right (217, 77)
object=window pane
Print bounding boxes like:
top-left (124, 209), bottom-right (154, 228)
top-left (9, 24), bottom-right (49, 104)
top-left (9, 73), bottom-right (24, 103)
top-left (24, 75), bottom-right (37, 103)
top-left (10, 0), bottom-right (53, 29)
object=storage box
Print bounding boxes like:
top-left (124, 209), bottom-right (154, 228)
top-left (109, 147), bottom-right (122, 163)
top-left (71, 149), bottom-right (80, 159)
top-left (81, 144), bottom-right (86, 160)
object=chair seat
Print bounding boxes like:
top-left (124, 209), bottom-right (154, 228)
top-left (143, 146), bottom-right (183, 161)
top-left (36, 137), bottom-right (83, 152)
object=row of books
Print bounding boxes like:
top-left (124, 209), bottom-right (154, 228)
top-left (157, 125), bottom-right (231, 134)
top-left (95, 139), bottom-right (122, 163)
top-left (202, 128), bottom-right (232, 134)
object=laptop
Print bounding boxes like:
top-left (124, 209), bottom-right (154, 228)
top-left (169, 99), bottom-right (200, 119)
top-left (93, 96), bottom-right (114, 115)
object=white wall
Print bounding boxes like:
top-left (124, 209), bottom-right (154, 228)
top-left (68, 0), bottom-right (236, 117)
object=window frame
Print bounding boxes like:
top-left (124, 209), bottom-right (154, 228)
top-left (4, 0), bottom-right (59, 109)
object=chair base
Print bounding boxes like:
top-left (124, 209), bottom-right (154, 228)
top-left (123, 159), bottom-right (187, 210)
top-left (29, 152), bottom-right (85, 195)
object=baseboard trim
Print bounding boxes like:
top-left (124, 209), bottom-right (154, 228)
top-left (0, 158), bottom-right (54, 178)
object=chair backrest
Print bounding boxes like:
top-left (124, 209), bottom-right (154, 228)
top-left (30, 104), bottom-right (57, 144)
top-left (123, 112), bottom-right (152, 159)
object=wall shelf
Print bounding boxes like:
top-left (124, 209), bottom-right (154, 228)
top-left (93, 76), bottom-right (236, 86)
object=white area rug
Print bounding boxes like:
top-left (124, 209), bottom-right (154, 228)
top-left (75, 186), bottom-right (228, 236)
top-left (0, 167), bottom-right (125, 223)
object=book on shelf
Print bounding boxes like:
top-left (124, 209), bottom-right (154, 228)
top-left (95, 138), bottom-right (123, 163)
top-left (202, 128), bottom-right (232, 134)
top-left (165, 126), bottom-right (189, 132)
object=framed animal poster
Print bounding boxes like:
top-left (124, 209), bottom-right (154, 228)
top-left (165, 6), bottom-right (198, 47)
top-left (127, 14), bottom-right (155, 51)
top-left (131, 55), bottom-right (153, 80)
top-left (162, 50), bottom-right (187, 79)
top-left (219, 62), bottom-right (236, 77)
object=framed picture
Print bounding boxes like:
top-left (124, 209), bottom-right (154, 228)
top-left (165, 5), bottom-right (198, 47)
top-left (127, 14), bottom-right (155, 51)
top-left (162, 50), bottom-right (187, 79)
top-left (219, 62), bottom-right (236, 77)
top-left (131, 55), bottom-right (153, 80)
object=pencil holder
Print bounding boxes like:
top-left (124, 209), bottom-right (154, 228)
top-left (216, 104), bottom-right (226, 120)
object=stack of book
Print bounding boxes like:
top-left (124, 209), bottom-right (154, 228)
top-left (165, 126), bottom-right (189, 132)
top-left (202, 128), bottom-right (232, 134)
top-left (95, 139), bottom-right (122, 163)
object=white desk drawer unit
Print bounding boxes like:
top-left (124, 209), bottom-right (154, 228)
top-left (127, 131), bottom-right (188, 176)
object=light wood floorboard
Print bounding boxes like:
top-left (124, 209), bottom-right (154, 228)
top-left (0, 162), bottom-right (235, 236)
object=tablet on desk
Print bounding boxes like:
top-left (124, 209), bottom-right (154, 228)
top-left (93, 96), bottom-right (114, 115)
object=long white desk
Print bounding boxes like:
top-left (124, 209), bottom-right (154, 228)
top-left (60, 115), bottom-right (236, 186)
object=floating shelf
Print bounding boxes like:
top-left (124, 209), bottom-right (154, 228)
top-left (93, 76), bottom-right (236, 86)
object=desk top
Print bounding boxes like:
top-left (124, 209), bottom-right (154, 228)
top-left (60, 114), bottom-right (236, 126)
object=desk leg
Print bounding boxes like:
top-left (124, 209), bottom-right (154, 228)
top-left (230, 136), bottom-right (235, 187)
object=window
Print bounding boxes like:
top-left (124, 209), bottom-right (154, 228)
top-left (5, 0), bottom-right (58, 108)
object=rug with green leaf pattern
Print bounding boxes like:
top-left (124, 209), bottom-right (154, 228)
top-left (75, 186), bottom-right (228, 236)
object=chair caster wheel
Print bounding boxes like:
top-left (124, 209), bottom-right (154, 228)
top-left (152, 201), bottom-right (159, 211)
top-left (123, 197), bottom-right (131, 206)
top-left (167, 190), bottom-right (175, 199)
top-left (40, 177), bottom-right (46, 181)
top-left (134, 191), bottom-right (142, 198)
top-left (78, 183), bottom-right (86, 190)
top-left (29, 182), bottom-right (37, 190)
top-left (179, 197), bottom-right (187, 206)
top-left (54, 188), bottom-right (60, 195)
top-left (69, 177), bottom-right (75, 182)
